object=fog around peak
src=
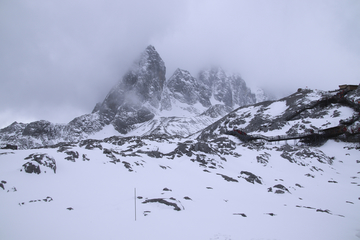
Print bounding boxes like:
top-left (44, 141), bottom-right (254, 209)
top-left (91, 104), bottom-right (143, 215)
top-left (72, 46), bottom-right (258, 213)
top-left (0, 0), bottom-right (359, 127)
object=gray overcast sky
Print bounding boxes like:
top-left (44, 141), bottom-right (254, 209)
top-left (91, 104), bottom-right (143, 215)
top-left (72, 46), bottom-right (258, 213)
top-left (0, 0), bottom-right (359, 128)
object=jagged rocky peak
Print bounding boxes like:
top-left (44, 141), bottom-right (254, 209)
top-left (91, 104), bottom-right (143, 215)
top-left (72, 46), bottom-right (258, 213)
top-left (198, 67), bottom-right (256, 107)
top-left (161, 68), bottom-right (211, 108)
top-left (94, 45), bottom-right (166, 133)
top-left (99, 45), bottom-right (166, 113)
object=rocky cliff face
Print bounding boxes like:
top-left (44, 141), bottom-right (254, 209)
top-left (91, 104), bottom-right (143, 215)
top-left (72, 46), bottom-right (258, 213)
top-left (160, 68), bottom-right (211, 114)
top-left (95, 45), bottom-right (166, 133)
top-left (198, 67), bottom-right (256, 107)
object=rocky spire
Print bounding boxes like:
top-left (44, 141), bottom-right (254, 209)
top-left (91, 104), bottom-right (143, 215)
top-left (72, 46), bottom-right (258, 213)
top-left (95, 45), bottom-right (166, 133)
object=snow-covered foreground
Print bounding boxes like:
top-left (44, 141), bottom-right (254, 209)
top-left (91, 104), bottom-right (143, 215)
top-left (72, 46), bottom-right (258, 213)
top-left (1, 138), bottom-right (359, 240)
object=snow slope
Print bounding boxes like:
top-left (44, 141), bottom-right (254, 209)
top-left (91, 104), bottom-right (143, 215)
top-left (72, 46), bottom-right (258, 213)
top-left (0, 138), bottom-right (359, 240)
top-left (1, 87), bottom-right (360, 240)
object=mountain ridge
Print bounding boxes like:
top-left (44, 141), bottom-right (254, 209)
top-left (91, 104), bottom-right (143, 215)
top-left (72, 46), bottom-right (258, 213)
top-left (0, 45), bottom-right (270, 148)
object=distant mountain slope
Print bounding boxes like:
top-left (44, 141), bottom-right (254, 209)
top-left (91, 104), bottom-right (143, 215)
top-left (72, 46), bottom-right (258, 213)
top-left (197, 87), bottom-right (360, 142)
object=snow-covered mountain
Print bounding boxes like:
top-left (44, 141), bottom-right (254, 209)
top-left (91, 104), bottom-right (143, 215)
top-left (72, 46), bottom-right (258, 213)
top-left (1, 84), bottom-right (359, 239)
top-left (0, 46), bottom-right (263, 148)
top-left (1, 45), bottom-right (360, 239)
top-left (94, 45), bottom-right (166, 134)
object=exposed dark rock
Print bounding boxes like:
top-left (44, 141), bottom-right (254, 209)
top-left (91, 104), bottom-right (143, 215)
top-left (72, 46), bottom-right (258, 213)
top-left (233, 213), bottom-right (247, 217)
top-left (216, 173), bottom-right (238, 182)
top-left (296, 205), bottom-right (316, 209)
top-left (122, 161), bottom-right (133, 172)
top-left (137, 150), bottom-right (163, 158)
top-left (191, 154), bottom-right (207, 167)
top-left (256, 152), bottom-right (271, 165)
top-left (23, 153), bottom-right (56, 174)
top-left (43, 196), bottom-right (53, 202)
top-left (1, 144), bottom-right (17, 150)
top-left (167, 141), bottom-right (193, 158)
top-left (0, 152), bottom-right (14, 155)
top-left (162, 68), bottom-right (209, 108)
top-left (305, 173), bottom-right (315, 178)
top-left (103, 148), bottom-right (112, 154)
top-left (272, 184), bottom-right (290, 194)
top-left (278, 145), bottom-right (333, 166)
top-left (184, 196), bottom-right (192, 200)
top-left (82, 154), bottom-right (90, 161)
top-left (239, 171), bottom-right (262, 184)
top-left (265, 213), bottom-right (276, 216)
top-left (190, 142), bottom-right (214, 154)
top-left (102, 148), bottom-right (120, 164)
top-left (64, 150), bottom-right (79, 162)
top-left (22, 120), bottom-right (58, 138)
top-left (23, 162), bottom-right (41, 174)
top-left (57, 145), bottom-right (72, 152)
top-left (143, 211), bottom-right (151, 216)
top-left (142, 198), bottom-right (183, 211)
top-left (163, 188), bottom-right (172, 192)
top-left (316, 209), bottom-right (331, 214)
top-left (96, 45), bottom-right (165, 134)
top-left (79, 139), bottom-right (103, 150)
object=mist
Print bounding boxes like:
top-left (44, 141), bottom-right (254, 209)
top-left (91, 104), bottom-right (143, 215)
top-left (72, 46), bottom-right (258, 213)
top-left (1, 0), bottom-right (359, 128)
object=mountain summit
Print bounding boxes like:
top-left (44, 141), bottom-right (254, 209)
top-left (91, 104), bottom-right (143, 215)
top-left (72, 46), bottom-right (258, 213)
top-left (94, 45), bottom-right (166, 133)
top-left (0, 45), bottom-right (270, 148)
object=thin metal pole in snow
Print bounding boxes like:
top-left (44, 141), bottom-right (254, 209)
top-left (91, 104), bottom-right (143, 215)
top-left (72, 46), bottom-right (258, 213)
top-left (134, 188), bottom-right (137, 221)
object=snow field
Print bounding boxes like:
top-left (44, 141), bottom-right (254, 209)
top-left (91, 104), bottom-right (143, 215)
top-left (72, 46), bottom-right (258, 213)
top-left (1, 138), bottom-right (359, 240)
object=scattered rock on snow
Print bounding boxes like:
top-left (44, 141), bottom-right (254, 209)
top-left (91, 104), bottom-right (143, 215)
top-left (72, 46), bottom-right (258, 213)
top-left (233, 213), bottom-right (247, 217)
top-left (23, 153), bottom-right (56, 174)
top-left (79, 139), bottom-right (103, 150)
top-left (268, 184), bottom-right (290, 194)
top-left (265, 213), bottom-right (276, 216)
top-left (142, 198), bottom-right (184, 211)
top-left (19, 196), bottom-right (53, 206)
top-left (82, 154), bottom-right (90, 161)
top-left (217, 173), bottom-right (239, 182)
top-left (256, 152), bottom-right (271, 165)
top-left (64, 150), bottom-right (79, 162)
top-left (239, 171), bottom-right (262, 184)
